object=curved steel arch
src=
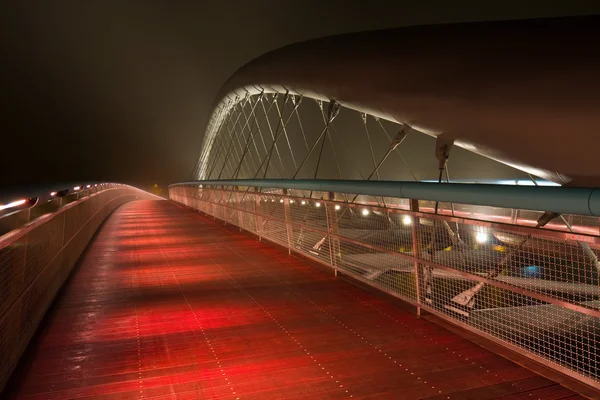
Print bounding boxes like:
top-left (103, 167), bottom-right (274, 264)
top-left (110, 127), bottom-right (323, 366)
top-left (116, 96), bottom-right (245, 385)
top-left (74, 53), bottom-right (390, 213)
top-left (197, 16), bottom-right (600, 186)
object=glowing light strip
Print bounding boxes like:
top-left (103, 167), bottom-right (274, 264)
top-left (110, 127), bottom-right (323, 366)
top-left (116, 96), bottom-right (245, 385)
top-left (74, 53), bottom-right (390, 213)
top-left (421, 179), bottom-right (561, 187)
top-left (0, 199), bottom-right (27, 211)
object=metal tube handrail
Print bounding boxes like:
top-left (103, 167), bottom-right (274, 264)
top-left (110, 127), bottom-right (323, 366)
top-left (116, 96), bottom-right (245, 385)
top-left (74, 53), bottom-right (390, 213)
top-left (170, 179), bottom-right (600, 217)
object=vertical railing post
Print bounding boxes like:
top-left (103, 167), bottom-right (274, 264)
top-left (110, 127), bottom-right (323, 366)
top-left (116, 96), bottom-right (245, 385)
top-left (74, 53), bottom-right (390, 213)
top-left (221, 186), bottom-right (227, 226)
top-left (254, 187), bottom-right (262, 241)
top-left (326, 192), bottom-right (340, 276)
top-left (410, 199), bottom-right (422, 316)
top-left (510, 208), bottom-right (515, 224)
top-left (196, 186), bottom-right (202, 214)
top-left (210, 187), bottom-right (217, 220)
top-left (234, 186), bottom-right (242, 232)
top-left (283, 189), bottom-right (293, 255)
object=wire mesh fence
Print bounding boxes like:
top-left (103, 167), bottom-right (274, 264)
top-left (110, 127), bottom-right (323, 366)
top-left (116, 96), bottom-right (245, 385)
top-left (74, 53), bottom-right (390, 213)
top-left (171, 183), bottom-right (600, 388)
top-left (0, 185), bottom-right (150, 392)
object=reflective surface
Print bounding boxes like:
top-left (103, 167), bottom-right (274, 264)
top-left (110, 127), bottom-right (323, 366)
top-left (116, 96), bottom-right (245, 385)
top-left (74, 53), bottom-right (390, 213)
top-left (5, 200), bottom-right (579, 399)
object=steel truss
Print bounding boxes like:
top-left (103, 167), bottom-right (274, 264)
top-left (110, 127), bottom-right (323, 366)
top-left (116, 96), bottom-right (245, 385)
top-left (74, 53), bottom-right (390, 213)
top-left (194, 89), bottom-right (535, 189)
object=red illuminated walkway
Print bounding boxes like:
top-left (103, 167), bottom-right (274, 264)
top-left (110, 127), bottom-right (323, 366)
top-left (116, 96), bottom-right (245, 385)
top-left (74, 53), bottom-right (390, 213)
top-left (5, 200), bottom-right (584, 399)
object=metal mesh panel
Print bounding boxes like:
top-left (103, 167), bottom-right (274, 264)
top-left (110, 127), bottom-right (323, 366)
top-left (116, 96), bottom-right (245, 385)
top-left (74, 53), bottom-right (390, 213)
top-left (0, 210), bottom-right (30, 237)
top-left (256, 194), bottom-right (288, 247)
top-left (0, 303), bottom-right (20, 385)
top-left (0, 235), bottom-right (26, 317)
top-left (427, 268), bottom-right (600, 380)
top-left (170, 184), bottom-right (600, 388)
top-left (23, 216), bottom-right (64, 287)
top-left (0, 186), bottom-right (149, 392)
top-left (411, 214), bottom-right (600, 310)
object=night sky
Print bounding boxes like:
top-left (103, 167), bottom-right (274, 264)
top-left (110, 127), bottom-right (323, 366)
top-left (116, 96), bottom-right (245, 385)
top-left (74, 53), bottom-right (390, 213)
top-left (2, 1), bottom-right (598, 191)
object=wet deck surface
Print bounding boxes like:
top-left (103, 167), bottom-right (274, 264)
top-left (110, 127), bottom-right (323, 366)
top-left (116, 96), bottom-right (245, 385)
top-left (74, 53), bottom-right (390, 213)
top-left (5, 200), bottom-right (584, 399)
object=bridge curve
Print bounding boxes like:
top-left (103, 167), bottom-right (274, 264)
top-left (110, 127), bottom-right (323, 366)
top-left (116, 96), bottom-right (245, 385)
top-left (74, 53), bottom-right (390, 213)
top-left (3, 200), bottom-right (585, 399)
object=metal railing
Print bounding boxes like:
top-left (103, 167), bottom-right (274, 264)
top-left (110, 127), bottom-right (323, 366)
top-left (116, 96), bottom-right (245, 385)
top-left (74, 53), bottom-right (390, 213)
top-left (0, 183), bottom-right (115, 236)
top-left (170, 181), bottom-right (600, 390)
top-left (0, 184), bottom-right (154, 392)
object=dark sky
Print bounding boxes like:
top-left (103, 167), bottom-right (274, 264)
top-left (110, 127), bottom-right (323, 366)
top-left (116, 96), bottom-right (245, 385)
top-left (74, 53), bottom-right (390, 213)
top-left (2, 1), bottom-right (598, 190)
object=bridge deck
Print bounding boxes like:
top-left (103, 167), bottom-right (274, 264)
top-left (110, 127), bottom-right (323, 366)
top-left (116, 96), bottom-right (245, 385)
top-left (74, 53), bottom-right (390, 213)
top-left (5, 200), bottom-right (584, 399)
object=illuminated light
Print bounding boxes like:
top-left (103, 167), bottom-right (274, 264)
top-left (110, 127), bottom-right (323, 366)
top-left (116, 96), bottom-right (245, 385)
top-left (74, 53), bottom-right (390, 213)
top-left (402, 215), bottom-right (412, 225)
top-left (50, 191), bottom-right (57, 197)
top-left (361, 208), bottom-right (370, 216)
top-left (279, 199), bottom-right (284, 203)
top-left (301, 200), bottom-right (306, 205)
top-left (271, 199), bottom-right (275, 202)
top-left (290, 200), bottom-right (295, 204)
top-left (73, 186), bottom-right (81, 191)
top-left (86, 185), bottom-right (91, 188)
top-left (315, 202), bottom-right (321, 208)
top-left (334, 204), bottom-right (341, 211)
top-left (94, 184), bottom-right (97, 187)
top-left (0, 199), bottom-right (27, 211)
top-left (524, 265), bottom-right (541, 278)
top-left (475, 232), bottom-right (489, 243)
top-left (420, 179), bottom-right (560, 187)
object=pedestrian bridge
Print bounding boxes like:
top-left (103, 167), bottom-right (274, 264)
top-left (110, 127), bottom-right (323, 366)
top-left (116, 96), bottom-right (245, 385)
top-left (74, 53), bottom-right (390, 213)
top-left (0, 181), bottom-right (598, 399)
top-left (3, 16), bottom-right (600, 399)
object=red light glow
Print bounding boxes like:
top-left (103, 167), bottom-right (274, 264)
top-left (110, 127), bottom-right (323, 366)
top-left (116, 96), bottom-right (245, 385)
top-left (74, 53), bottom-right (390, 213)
top-left (8, 200), bottom-right (573, 399)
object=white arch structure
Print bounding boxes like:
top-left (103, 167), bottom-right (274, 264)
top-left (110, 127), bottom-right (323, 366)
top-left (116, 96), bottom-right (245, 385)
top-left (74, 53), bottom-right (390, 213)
top-left (194, 17), bottom-right (600, 187)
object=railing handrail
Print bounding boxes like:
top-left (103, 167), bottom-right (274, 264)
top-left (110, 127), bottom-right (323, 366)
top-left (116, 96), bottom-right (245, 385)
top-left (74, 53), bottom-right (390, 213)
top-left (169, 181), bottom-right (600, 390)
top-left (0, 182), bottom-right (112, 205)
top-left (169, 179), bottom-right (600, 217)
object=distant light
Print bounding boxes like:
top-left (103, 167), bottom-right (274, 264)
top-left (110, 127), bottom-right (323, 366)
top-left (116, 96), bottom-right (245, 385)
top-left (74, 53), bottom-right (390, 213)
top-left (361, 209), bottom-right (370, 216)
top-left (271, 199), bottom-right (275, 202)
top-left (475, 232), bottom-right (489, 243)
top-left (279, 199), bottom-right (284, 203)
top-left (86, 185), bottom-right (91, 188)
top-left (402, 215), bottom-right (412, 225)
top-left (301, 200), bottom-right (306, 205)
top-left (0, 199), bottom-right (27, 211)
top-left (73, 186), bottom-right (81, 191)
top-left (290, 200), bottom-right (295, 204)
top-left (50, 191), bottom-right (57, 197)
top-left (94, 184), bottom-right (97, 187)
top-left (315, 202), bottom-right (321, 208)
top-left (524, 265), bottom-right (541, 278)
top-left (334, 204), bottom-right (341, 211)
